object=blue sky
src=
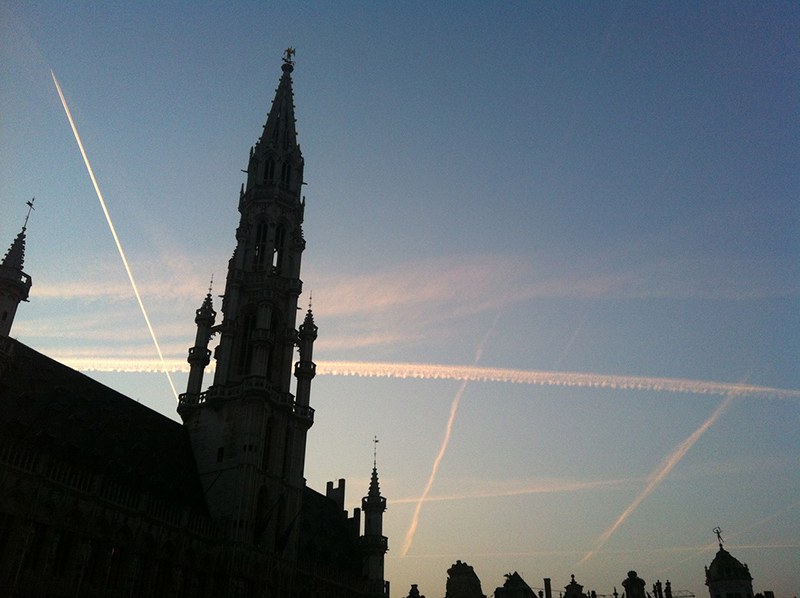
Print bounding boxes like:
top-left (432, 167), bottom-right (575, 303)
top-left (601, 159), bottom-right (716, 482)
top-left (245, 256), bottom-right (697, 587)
top-left (2, 2), bottom-right (798, 596)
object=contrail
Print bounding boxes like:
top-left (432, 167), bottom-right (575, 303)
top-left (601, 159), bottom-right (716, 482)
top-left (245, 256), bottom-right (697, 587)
top-left (400, 314), bottom-right (501, 557)
top-left (51, 70), bottom-right (178, 401)
top-left (576, 392), bottom-right (736, 565)
top-left (390, 476), bottom-right (631, 505)
top-left (56, 357), bottom-right (800, 401)
top-left (318, 362), bottom-right (800, 401)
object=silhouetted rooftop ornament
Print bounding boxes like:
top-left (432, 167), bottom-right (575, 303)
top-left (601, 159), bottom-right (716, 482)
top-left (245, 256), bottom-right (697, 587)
top-left (373, 435), bottom-right (379, 469)
top-left (284, 47), bottom-right (295, 65)
top-left (23, 197), bottom-right (35, 229)
top-left (713, 526), bottom-right (724, 549)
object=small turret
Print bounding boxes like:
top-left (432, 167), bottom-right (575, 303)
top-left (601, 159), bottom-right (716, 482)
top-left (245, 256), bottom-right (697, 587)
top-left (183, 281), bottom-right (217, 398)
top-left (362, 436), bottom-right (388, 597)
top-left (294, 300), bottom-right (318, 409)
top-left (705, 528), bottom-right (754, 598)
top-left (0, 199), bottom-right (34, 337)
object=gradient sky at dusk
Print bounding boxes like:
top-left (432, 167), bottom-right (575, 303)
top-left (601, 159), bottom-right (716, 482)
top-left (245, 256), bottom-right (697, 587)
top-left (2, 2), bottom-right (798, 596)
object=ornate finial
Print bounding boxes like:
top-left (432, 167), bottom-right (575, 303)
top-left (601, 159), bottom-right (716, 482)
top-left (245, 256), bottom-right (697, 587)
top-left (308, 290), bottom-right (312, 312)
top-left (713, 527), bottom-right (724, 548)
top-left (23, 197), bottom-right (36, 229)
top-left (283, 47), bottom-right (296, 65)
top-left (207, 274), bottom-right (214, 295)
top-left (373, 435), bottom-right (379, 469)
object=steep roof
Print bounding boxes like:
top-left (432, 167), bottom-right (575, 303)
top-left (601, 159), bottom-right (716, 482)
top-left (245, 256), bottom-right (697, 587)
top-left (0, 338), bottom-right (208, 512)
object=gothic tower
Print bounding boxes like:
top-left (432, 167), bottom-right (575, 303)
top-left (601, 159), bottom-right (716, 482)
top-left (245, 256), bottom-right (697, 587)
top-left (0, 201), bottom-right (34, 338)
top-left (361, 440), bottom-right (388, 596)
top-left (178, 49), bottom-right (314, 558)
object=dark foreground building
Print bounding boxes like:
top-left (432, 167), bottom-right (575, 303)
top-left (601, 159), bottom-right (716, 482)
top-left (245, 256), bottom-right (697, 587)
top-left (0, 51), bottom-right (389, 598)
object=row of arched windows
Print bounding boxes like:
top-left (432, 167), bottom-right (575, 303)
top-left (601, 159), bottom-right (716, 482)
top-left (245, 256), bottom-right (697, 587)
top-left (252, 222), bottom-right (288, 274)
top-left (261, 158), bottom-right (294, 187)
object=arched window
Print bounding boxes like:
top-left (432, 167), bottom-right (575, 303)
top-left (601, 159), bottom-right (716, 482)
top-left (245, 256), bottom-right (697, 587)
top-left (264, 159), bottom-right (275, 182)
top-left (272, 225), bottom-right (286, 273)
top-left (280, 162), bottom-right (290, 185)
top-left (253, 222), bottom-right (268, 271)
top-left (266, 309), bottom-right (281, 382)
top-left (236, 313), bottom-right (256, 375)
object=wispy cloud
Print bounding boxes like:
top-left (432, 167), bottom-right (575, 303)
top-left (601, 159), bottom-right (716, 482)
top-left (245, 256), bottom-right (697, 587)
top-left (23, 251), bottom-right (797, 360)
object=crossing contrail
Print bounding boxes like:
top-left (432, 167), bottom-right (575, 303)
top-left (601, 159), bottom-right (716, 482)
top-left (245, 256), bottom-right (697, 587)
top-left (400, 313), bottom-right (501, 557)
top-left (576, 392), bottom-right (736, 565)
top-left (51, 70), bottom-right (178, 401)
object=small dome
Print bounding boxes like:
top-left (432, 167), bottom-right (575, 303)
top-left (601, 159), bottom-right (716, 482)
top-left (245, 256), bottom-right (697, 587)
top-left (706, 547), bottom-right (752, 582)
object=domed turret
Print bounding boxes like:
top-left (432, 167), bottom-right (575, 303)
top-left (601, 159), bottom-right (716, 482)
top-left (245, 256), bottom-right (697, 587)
top-left (705, 528), bottom-right (754, 598)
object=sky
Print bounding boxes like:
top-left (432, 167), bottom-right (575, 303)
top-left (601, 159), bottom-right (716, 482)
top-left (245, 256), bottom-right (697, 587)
top-left (1, 2), bottom-right (798, 596)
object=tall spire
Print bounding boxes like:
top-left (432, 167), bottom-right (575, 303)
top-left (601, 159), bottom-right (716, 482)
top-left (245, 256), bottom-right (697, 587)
top-left (246, 47), bottom-right (304, 203)
top-left (0, 199), bottom-right (34, 337)
top-left (178, 53), bottom-right (313, 558)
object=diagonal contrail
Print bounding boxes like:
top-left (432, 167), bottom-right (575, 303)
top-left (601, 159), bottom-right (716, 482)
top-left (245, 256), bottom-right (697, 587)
top-left (400, 313), bottom-right (501, 556)
top-left (576, 392), bottom-right (736, 565)
top-left (51, 70), bottom-right (178, 401)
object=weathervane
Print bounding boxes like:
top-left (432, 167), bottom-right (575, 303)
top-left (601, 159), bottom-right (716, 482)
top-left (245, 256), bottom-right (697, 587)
top-left (713, 526), bottom-right (724, 548)
top-left (283, 47), bottom-right (296, 65)
top-left (373, 435), bottom-right (379, 468)
top-left (23, 197), bottom-right (36, 229)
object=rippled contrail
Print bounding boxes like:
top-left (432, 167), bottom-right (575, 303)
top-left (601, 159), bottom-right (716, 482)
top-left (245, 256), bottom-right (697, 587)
top-left (51, 70), bottom-right (178, 400)
top-left (319, 362), bottom-right (800, 401)
top-left (400, 314), bottom-right (501, 557)
top-left (576, 392), bottom-right (736, 565)
top-left (57, 357), bottom-right (799, 401)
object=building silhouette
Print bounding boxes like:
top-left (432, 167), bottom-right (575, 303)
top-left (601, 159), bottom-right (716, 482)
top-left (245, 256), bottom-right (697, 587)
top-left (0, 51), bottom-right (389, 597)
top-left (705, 532), bottom-right (755, 598)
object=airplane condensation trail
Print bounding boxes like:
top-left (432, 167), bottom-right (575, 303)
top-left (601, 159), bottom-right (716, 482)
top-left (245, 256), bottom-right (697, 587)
top-left (576, 392), bottom-right (736, 566)
top-left (390, 477), bottom-right (631, 505)
top-left (57, 357), bottom-right (800, 401)
top-left (400, 313), bottom-right (501, 557)
top-left (50, 71), bottom-right (178, 401)
top-left (318, 362), bottom-right (800, 401)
